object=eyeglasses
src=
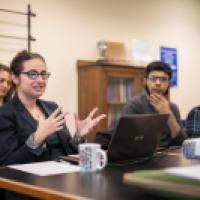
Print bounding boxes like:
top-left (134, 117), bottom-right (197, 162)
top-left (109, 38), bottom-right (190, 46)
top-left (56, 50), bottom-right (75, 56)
top-left (148, 76), bottom-right (169, 83)
top-left (20, 70), bottom-right (51, 80)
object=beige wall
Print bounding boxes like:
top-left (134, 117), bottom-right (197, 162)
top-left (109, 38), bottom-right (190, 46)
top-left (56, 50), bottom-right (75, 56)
top-left (0, 0), bottom-right (200, 132)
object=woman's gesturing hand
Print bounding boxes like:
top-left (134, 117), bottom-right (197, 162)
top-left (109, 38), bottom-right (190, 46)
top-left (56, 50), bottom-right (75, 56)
top-left (34, 107), bottom-right (67, 145)
top-left (74, 107), bottom-right (106, 138)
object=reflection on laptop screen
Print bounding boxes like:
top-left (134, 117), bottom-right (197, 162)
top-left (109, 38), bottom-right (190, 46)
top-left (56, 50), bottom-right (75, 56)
top-left (107, 113), bottom-right (169, 164)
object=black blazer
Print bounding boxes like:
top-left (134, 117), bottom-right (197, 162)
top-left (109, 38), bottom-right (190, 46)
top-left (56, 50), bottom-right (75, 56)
top-left (0, 95), bottom-right (78, 166)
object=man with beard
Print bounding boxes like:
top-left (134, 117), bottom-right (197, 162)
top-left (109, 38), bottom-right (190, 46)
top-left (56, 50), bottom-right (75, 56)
top-left (121, 61), bottom-right (187, 147)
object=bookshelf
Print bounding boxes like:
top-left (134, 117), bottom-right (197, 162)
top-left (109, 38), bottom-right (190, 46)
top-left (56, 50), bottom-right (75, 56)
top-left (77, 60), bottom-right (145, 142)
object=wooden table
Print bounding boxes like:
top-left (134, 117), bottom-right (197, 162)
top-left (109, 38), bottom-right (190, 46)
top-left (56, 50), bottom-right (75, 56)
top-left (0, 148), bottom-right (199, 200)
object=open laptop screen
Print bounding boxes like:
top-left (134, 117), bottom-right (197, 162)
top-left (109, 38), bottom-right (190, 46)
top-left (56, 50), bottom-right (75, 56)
top-left (107, 113), bottom-right (169, 163)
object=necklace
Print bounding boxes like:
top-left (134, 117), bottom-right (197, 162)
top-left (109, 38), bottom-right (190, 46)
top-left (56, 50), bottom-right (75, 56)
top-left (28, 106), bottom-right (45, 121)
top-left (0, 99), bottom-right (3, 107)
top-left (34, 113), bottom-right (40, 120)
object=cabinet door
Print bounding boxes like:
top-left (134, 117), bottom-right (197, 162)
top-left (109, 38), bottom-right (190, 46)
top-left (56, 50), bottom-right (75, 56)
top-left (107, 77), bottom-right (134, 128)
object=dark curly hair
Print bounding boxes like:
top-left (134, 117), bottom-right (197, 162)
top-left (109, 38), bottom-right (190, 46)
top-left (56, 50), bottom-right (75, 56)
top-left (10, 50), bottom-right (46, 76)
top-left (145, 61), bottom-right (172, 80)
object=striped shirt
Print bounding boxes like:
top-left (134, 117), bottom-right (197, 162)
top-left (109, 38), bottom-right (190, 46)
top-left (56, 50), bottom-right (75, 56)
top-left (186, 106), bottom-right (200, 137)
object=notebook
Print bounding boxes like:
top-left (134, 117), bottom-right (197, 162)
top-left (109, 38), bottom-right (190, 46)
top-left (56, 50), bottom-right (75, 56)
top-left (107, 113), bottom-right (169, 164)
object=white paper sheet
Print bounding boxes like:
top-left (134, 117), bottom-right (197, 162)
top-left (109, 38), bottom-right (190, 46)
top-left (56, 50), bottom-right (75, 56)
top-left (164, 164), bottom-right (200, 180)
top-left (8, 161), bottom-right (80, 176)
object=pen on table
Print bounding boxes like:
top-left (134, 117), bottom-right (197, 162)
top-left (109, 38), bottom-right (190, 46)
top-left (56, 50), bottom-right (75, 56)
top-left (56, 159), bottom-right (70, 164)
top-left (56, 158), bottom-right (78, 165)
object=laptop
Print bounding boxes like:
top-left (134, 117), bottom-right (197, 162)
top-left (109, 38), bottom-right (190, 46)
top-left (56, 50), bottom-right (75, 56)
top-left (107, 113), bottom-right (169, 164)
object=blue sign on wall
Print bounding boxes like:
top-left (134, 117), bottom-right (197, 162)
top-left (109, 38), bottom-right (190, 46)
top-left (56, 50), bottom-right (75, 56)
top-left (160, 46), bottom-right (178, 87)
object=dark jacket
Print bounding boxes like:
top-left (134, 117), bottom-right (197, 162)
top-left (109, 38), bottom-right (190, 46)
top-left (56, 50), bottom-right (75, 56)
top-left (0, 95), bottom-right (78, 166)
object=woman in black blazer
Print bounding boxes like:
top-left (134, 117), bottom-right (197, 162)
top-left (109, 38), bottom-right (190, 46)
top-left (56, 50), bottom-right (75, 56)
top-left (0, 50), bottom-right (106, 200)
top-left (0, 50), bottom-right (106, 166)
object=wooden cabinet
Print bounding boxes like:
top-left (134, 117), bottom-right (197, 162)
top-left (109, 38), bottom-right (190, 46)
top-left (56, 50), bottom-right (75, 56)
top-left (77, 60), bottom-right (145, 142)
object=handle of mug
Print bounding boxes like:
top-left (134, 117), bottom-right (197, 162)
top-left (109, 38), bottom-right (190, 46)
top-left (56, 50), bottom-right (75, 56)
top-left (96, 149), bottom-right (107, 170)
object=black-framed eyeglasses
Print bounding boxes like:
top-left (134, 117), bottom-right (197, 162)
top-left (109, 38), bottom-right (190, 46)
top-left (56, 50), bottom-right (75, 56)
top-left (148, 76), bottom-right (169, 83)
top-left (20, 70), bottom-right (51, 80)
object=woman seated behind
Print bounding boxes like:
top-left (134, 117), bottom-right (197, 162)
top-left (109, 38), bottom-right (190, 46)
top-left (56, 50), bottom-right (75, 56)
top-left (0, 64), bottom-right (13, 107)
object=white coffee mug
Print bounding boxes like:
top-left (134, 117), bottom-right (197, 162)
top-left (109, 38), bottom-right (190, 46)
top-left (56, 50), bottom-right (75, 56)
top-left (79, 143), bottom-right (107, 172)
